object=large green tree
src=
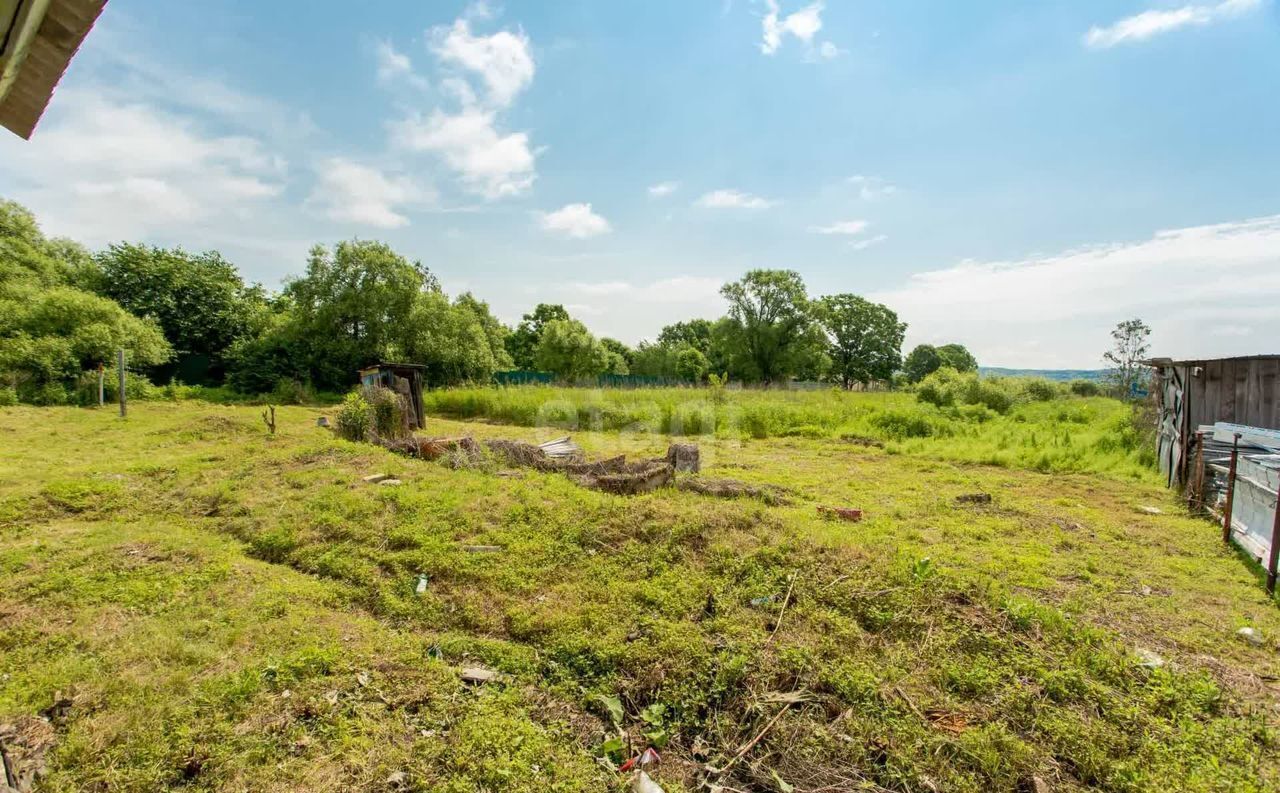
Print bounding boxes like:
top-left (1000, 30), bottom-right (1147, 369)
top-left (91, 243), bottom-right (266, 382)
top-left (455, 292), bottom-right (514, 370)
top-left (0, 200), bottom-right (171, 399)
top-left (282, 240), bottom-right (435, 389)
top-left (903, 344), bottom-right (943, 383)
top-left (657, 319), bottom-right (713, 355)
top-left (404, 291), bottom-right (500, 385)
top-left (534, 318), bottom-right (608, 381)
top-left (937, 343), bottom-right (978, 373)
top-left (817, 294), bottom-right (906, 388)
top-left (506, 303), bottom-right (570, 370)
top-left (718, 269), bottom-right (820, 385)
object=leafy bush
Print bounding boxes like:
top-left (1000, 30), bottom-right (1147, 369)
top-left (335, 392), bottom-right (373, 442)
top-left (916, 369), bottom-right (1018, 414)
top-left (1021, 378), bottom-right (1059, 402)
top-left (365, 386), bottom-right (407, 439)
top-left (871, 408), bottom-right (941, 439)
top-left (0, 386), bottom-right (15, 406)
top-left (1069, 379), bottom-right (1102, 397)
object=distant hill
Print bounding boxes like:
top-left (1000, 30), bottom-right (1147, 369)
top-left (979, 367), bottom-right (1107, 382)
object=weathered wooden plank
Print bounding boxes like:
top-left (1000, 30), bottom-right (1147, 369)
top-left (1244, 359), bottom-right (1263, 428)
top-left (1233, 358), bottom-right (1251, 426)
top-left (1221, 359), bottom-right (1238, 424)
top-left (1204, 360), bottom-right (1223, 428)
top-left (1258, 358), bottom-right (1279, 431)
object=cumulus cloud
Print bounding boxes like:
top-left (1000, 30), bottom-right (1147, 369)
top-left (0, 88), bottom-right (287, 243)
top-left (695, 189), bottom-right (777, 209)
top-left (870, 215), bottom-right (1280, 367)
top-left (375, 40), bottom-right (429, 92)
top-left (430, 18), bottom-right (534, 107)
top-left (810, 219), bottom-right (869, 235)
top-left (308, 158), bottom-right (428, 228)
top-left (538, 203), bottom-right (612, 238)
top-left (390, 107), bottom-right (535, 199)
top-left (387, 12), bottom-right (539, 200)
top-left (648, 181), bottom-right (680, 197)
top-left (1084, 0), bottom-right (1261, 48)
top-left (761, 0), bottom-right (837, 58)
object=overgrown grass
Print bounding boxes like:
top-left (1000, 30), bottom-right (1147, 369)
top-left (1, 403), bottom-right (1276, 791)
top-left (424, 385), bottom-right (1157, 479)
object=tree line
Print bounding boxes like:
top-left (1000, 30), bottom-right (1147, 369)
top-left (0, 198), bottom-right (977, 403)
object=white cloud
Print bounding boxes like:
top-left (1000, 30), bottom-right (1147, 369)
top-left (538, 203), bottom-right (612, 238)
top-left (870, 215), bottom-right (1280, 367)
top-left (762, 0), bottom-right (837, 59)
top-left (810, 219), bottom-right (869, 235)
top-left (1, 88), bottom-right (288, 243)
top-left (695, 189), bottom-right (778, 209)
top-left (391, 107), bottom-right (536, 199)
top-left (308, 158), bottom-right (428, 229)
top-left (375, 40), bottom-right (429, 92)
top-left (847, 174), bottom-right (897, 200)
top-left (648, 181), bottom-right (680, 197)
top-left (569, 276), bottom-right (723, 304)
top-left (850, 234), bottom-right (887, 250)
top-left (1084, 0), bottom-right (1261, 48)
top-left (430, 18), bottom-right (534, 107)
top-left (387, 12), bottom-right (539, 200)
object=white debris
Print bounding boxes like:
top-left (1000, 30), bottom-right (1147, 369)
top-left (378, 478), bottom-right (403, 486)
top-left (1135, 648), bottom-right (1165, 669)
top-left (1138, 505), bottom-right (1162, 515)
top-left (362, 473), bottom-right (391, 483)
top-left (1237, 627), bottom-right (1264, 646)
top-left (631, 770), bottom-right (666, 793)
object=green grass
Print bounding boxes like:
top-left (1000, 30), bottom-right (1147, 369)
top-left (423, 385), bottom-right (1157, 479)
top-left (1, 402), bottom-right (1276, 792)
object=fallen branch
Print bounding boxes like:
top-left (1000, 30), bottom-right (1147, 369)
top-left (766, 573), bottom-right (798, 645)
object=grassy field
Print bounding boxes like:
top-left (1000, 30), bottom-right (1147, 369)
top-left (1, 396), bottom-right (1277, 792)
top-left (424, 386), bottom-right (1156, 479)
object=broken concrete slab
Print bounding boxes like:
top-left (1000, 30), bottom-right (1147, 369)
top-left (460, 666), bottom-right (498, 684)
top-left (362, 473), bottom-right (393, 483)
top-left (1138, 505), bottom-right (1163, 515)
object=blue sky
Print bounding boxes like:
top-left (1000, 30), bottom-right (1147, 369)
top-left (2, 0), bottom-right (1278, 367)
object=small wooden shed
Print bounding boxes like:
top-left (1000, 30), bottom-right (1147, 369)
top-left (1148, 355), bottom-right (1280, 487)
top-left (358, 363), bottom-right (426, 430)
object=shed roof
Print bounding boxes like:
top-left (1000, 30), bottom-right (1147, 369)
top-left (1144, 354), bottom-right (1280, 368)
top-left (0, 0), bottom-right (107, 140)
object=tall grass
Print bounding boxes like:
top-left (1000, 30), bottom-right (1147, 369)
top-left (423, 385), bottom-right (1157, 479)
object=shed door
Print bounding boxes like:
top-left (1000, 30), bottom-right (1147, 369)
top-left (1157, 366), bottom-right (1185, 488)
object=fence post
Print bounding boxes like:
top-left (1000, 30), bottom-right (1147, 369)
top-left (97, 363), bottom-right (104, 407)
top-left (1268, 495), bottom-right (1280, 596)
top-left (117, 347), bottom-right (126, 416)
top-left (1222, 432), bottom-right (1241, 544)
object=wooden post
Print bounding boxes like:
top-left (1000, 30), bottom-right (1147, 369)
top-left (1267, 495), bottom-right (1280, 595)
top-left (115, 350), bottom-right (125, 416)
top-left (1222, 432), bottom-right (1241, 544)
top-left (97, 363), bottom-right (104, 407)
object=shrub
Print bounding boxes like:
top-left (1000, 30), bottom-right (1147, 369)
top-left (1069, 379), bottom-right (1102, 397)
top-left (0, 386), bottom-right (16, 406)
top-left (1021, 379), bottom-right (1059, 402)
top-left (365, 386), bottom-right (407, 439)
top-left (335, 392), bottom-right (373, 442)
top-left (871, 408), bottom-right (940, 439)
top-left (964, 378), bottom-right (1015, 414)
